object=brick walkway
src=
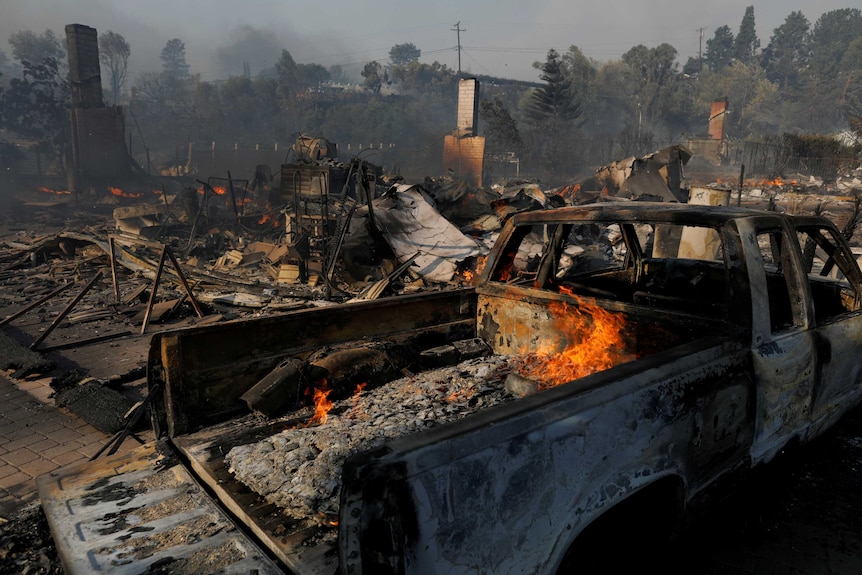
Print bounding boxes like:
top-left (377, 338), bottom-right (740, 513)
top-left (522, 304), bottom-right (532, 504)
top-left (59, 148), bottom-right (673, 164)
top-left (0, 372), bottom-right (147, 518)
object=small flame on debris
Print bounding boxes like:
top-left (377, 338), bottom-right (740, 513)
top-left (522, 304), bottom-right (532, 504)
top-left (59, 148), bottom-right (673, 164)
top-left (518, 286), bottom-right (633, 389)
top-left (38, 186), bottom-right (71, 195)
top-left (109, 186), bottom-right (143, 198)
top-left (258, 212), bottom-right (280, 227)
top-left (304, 381), bottom-right (333, 427)
top-left (458, 255), bottom-right (487, 285)
top-left (197, 185), bottom-right (228, 196)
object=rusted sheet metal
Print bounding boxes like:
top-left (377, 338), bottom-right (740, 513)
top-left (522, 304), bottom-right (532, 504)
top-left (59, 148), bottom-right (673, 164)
top-left (38, 441), bottom-right (283, 575)
top-left (150, 288), bottom-right (477, 437)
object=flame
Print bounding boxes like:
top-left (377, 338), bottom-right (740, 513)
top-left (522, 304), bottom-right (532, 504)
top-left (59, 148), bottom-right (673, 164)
top-left (197, 185), bottom-right (227, 195)
top-left (109, 186), bottom-right (143, 198)
top-left (38, 186), bottom-right (71, 195)
top-left (257, 212), bottom-right (281, 228)
top-left (750, 177), bottom-right (796, 188)
top-left (518, 288), bottom-right (633, 389)
top-left (304, 381), bottom-right (333, 427)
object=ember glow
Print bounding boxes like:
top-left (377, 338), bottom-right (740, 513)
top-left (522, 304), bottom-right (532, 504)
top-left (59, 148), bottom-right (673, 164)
top-left (518, 288), bottom-right (633, 389)
top-left (38, 186), bottom-right (71, 195)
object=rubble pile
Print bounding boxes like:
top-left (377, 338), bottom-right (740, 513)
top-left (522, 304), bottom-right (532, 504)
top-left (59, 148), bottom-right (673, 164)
top-left (225, 355), bottom-right (516, 521)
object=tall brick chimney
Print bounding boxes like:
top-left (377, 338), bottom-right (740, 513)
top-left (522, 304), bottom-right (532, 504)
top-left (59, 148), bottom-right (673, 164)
top-left (65, 23), bottom-right (130, 191)
top-left (65, 24), bottom-right (104, 109)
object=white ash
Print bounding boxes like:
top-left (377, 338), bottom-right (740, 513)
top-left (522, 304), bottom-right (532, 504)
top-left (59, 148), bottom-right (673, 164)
top-left (225, 355), bottom-right (516, 521)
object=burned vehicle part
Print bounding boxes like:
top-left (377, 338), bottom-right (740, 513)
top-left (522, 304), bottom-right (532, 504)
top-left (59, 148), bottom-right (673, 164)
top-left (39, 204), bottom-right (862, 574)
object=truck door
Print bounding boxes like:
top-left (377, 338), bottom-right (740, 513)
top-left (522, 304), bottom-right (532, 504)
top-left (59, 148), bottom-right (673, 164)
top-left (794, 221), bottom-right (862, 436)
top-left (739, 219), bottom-right (818, 465)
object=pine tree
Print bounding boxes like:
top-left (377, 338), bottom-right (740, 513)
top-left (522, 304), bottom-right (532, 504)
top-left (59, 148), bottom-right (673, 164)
top-left (734, 6), bottom-right (761, 64)
top-left (525, 49), bottom-right (581, 124)
top-left (160, 38), bottom-right (189, 79)
top-left (761, 11), bottom-right (810, 91)
top-left (704, 26), bottom-right (735, 71)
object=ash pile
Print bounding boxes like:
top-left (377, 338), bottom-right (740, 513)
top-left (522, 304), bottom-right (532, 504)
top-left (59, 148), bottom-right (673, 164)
top-left (226, 355), bottom-right (516, 523)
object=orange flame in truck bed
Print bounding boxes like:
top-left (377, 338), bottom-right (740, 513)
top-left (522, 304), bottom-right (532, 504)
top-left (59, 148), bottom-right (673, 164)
top-left (305, 383), bottom-right (334, 427)
top-left (518, 288), bottom-right (633, 389)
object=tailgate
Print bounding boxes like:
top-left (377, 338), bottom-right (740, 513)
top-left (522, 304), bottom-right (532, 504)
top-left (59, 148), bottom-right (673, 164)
top-left (37, 440), bottom-right (284, 575)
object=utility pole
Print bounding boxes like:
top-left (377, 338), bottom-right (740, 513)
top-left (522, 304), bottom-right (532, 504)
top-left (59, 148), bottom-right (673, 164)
top-left (697, 27), bottom-right (705, 71)
top-left (452, 21), bottom-right (465, 75)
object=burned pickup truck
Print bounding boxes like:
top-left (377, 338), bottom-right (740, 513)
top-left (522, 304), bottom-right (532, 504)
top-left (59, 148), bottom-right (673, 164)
top-left (39, 203), bottom-right (862, 574)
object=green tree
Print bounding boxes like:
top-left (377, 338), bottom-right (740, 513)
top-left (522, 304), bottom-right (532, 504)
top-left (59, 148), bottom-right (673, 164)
top-left (0, 57), bottom-right (70, 168)
top-left (704, 25), bottom-right (735, 71)
top-left (734, 6), bottom-right (760, 64)
top-left (525, 49), bottom-right (581, 124)
top-left (297, 63), bottom-right (330, 88)
top-left (98, 30), bottom-right (130, 106)
top-left (160, 38), bottom-right (190, 79)
top-left (761, 11), bottom-right (810, 91)
top-left (806, 9), bottom-right (862, 128)
top-left (361, 61), bottom-right (383, 95)
top-left (275, 49), bottom-right (300, 102)
top-left (561, 45), bottom-right (597, 111)
top-left (480, 96), bottom-right (523, 154)
top-left (389, 43), bottom-right (421, 66)
top-left (809, 9), bottom-right (862, 79)
top-left (390, 60), bottom-right (455, 96)
top-left (621, 43), bottom-right (680, 131)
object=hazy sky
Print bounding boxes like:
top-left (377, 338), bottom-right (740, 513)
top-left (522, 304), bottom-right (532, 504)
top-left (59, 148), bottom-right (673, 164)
top-left (1, 0), bottom-right (859, 84)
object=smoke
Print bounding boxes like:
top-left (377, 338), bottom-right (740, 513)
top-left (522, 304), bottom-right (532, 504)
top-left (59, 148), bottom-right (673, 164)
top-left (213, 26), bottom-right (283, 79)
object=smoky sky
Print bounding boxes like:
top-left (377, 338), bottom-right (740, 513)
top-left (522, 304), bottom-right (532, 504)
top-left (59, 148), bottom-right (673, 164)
top-left (0, 0), bottom-right (857, 84)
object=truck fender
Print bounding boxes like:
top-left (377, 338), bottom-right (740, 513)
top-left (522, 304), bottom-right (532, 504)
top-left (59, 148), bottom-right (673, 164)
top-left (553, 475), bottom-right (685, 574)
